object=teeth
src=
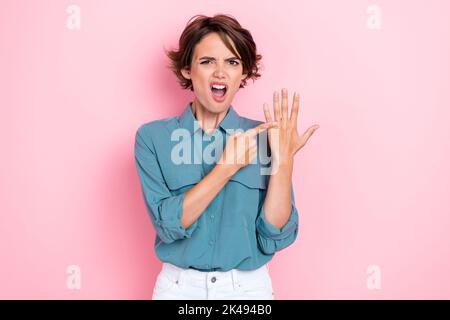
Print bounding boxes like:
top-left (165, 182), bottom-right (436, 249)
top-left (211, 84), bottom-right (226, 90)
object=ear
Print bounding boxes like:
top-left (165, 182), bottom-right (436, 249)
top-left (181, 68), bottom-right (191, 80)
top-left (240, 73), bottom-right (247, 81)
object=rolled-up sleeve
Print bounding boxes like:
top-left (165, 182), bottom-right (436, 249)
top-left (256, 185), bottom-right (299, 255)
top-left (134, 127), bottom-right (199, 244)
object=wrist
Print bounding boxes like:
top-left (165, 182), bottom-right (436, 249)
top-left (215, 162), bottom-right (238, 179)
top-left (271, 158), bottom-right (294, 175)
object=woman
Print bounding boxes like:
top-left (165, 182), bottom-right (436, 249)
top-left (134, 14), bottom-right (319, 300)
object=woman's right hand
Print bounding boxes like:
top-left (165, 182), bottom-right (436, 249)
top-left (217, 121), bottom-right (278, 174)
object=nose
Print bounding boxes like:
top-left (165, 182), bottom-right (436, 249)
top-left (213, 63), bottom-right (226, 78)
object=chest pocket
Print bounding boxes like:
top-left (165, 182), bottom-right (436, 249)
top-left (163, 162), bottom-right (268, 196)
top-left (222, 163), bottom-right (269, 229)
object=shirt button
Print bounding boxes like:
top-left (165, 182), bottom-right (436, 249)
top-left (209, 240), bottom-right (214, 245)
top-left (211, 215), bottom-right (214, 219)
top-left (206, 264), bottom-right (210, 268)
top-left (211, 277), bottom-right (216, 283)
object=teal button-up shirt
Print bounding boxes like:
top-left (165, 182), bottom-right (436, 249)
top-left (134, 102), bottom-right (299, 271)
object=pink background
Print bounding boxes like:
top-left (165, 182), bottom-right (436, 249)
top-left (1, 0), bottom-right (449, 299)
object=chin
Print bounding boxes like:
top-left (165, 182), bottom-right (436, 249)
top-left (200, 97), bottom-right (231, 112)
top-left (206, 103), bottom-right (229, 114)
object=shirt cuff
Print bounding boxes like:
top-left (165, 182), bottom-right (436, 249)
top-left (256, 204), bottom-right (298, 241)
top-left (158, 192), bottom-right (199, 241)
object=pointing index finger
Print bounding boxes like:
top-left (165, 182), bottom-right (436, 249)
top-left (245, 121), bottom-right (277, 138)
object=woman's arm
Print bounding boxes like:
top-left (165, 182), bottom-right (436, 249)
top-left (253, 89), bottom-right (319, 253)
top-left (262, 161), bottom-right (293, 229)
top-left (261, 89), bottom-right (319, 228)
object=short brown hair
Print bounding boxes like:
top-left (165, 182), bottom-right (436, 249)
top-left (165, 14), bottom-right (262, 91)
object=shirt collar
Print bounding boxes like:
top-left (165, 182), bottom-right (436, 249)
top-left (178, 102), bottom-right (240, 136)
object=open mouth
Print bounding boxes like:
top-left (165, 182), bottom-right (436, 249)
top-left (210, 84), bottom-right (227, 100)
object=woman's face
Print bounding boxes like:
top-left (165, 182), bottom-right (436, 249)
top-left (181, 32), bottom-right (247, 114)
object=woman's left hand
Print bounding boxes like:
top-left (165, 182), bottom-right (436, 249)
top-left (263, 88), bottom-right (320, 167)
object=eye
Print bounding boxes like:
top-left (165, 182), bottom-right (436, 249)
top-left (229, 60), bottom-right (239, 66)
top-left (200, 60), bottom-right (211, 64)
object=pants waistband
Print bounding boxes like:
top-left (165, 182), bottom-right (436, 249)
top-left (159, 263), bottom-right (270, 290)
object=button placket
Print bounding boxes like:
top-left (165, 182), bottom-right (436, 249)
top-left (201, 131), bottom-right (223, 277)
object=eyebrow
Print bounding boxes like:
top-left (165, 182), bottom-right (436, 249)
top-left (198, 56), bottom-right (241, 61)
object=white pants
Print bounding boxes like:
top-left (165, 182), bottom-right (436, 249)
top-left (152, 262), bottom-right (275, 300)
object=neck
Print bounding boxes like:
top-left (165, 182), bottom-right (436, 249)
top-left (191, 99), bottom-right (229, 134)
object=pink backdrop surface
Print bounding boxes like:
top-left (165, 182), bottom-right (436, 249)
top-left (1, 0), bottom-right (449, 299)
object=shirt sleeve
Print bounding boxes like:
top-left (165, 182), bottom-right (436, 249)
top-left (134, 127), bottom-right (199, 244)
top-left (255, 184), bottom-right (299, 255)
